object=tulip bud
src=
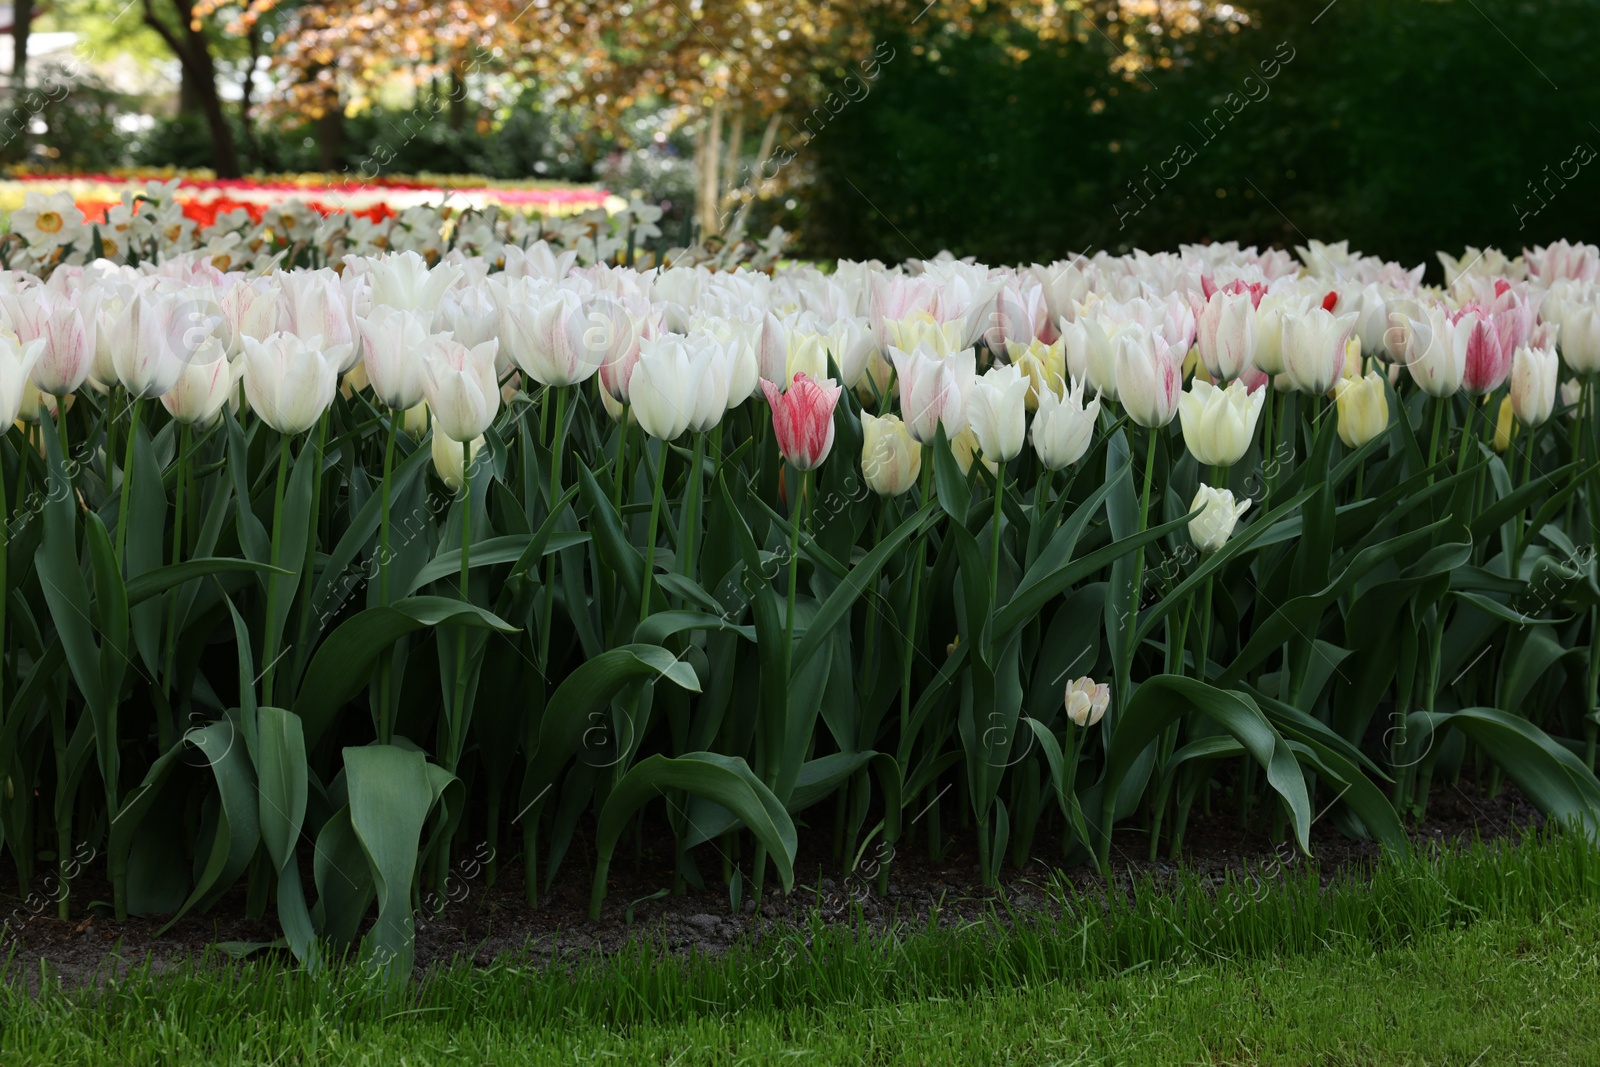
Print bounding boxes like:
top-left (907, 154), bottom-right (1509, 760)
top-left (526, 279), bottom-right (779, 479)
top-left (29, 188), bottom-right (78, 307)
top-left (357, 306), bottom-right (430, 410)
top-left (1064, 676), bottom-right (1110, 728)
top-left (861, 412), bottom-right (921, 496)
top-left (431, 431), bottom-right (484, 493)
top-left (420, 335), bottom-right (500, 443)
top-left (762, 372), bottom-right (842, 471)
top-left (1403, 305), bottom-right (1468, 397)
top-left (1333, 371), bottom-right (1389, 448)
top-left (1510, 344), bottom-right (1559, 428)
top-left (160, 337), bottom-right (240, 426)
top-left (1281, 305), bottom-right (1356, 394)
top-left (1004, 337), bottom-right (1066, 410)
top-left (1492, 395), bottom-right (1515, 453)
top-left (1189, 484), bottom-right (1250, 553)
top-left (1113, 325), bottom-right (1182, 428)
top-left (1177, 378), bottom-right (1264, 468)
top-left (890, 342), bottom-right (973, 444)
top-left (1031, 375), bottom-right (1099, 470)
top-left (949, 425), bottom-right (995, 477)
top-left (242, 332), bottom-right (344, 436)
top-left (403, 400), bottom-right (430, 437)
top-left (0, 332), bottom-right (45, 427)
top-left (966, 364), bottom-right (1030, 463)
top-left (1194, 288), bottom-right (1258, 383)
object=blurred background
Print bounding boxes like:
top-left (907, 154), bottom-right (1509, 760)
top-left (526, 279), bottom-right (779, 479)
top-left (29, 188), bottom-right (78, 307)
top-left (4, 0), bottom-right (1597, 273)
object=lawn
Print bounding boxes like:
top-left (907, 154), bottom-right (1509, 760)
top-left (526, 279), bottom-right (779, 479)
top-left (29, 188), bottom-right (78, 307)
top-left (6, 834), bottom-right (1599, 1066)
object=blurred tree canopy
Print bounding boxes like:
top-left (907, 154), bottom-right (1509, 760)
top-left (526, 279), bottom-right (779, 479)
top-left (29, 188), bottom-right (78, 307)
top-left (798, 0), bottom-right (1600, 270)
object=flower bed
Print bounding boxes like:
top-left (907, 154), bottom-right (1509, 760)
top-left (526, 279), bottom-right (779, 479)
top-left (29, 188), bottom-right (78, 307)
top-left (0, 226), bottom-right (1596, 981)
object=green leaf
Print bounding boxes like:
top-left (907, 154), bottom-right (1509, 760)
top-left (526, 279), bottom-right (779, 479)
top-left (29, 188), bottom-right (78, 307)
top-left (591, 752), bottom-right (795, 918)
top-left (344, 745), bottom-right (451, 982)
top-left (1096, 675), bottom-right (1312, 854)
top-left (294, 597), bottom-right (519, 749)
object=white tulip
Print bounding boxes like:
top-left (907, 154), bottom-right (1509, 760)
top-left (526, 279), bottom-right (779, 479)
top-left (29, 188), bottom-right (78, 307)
top-left (630, 334), bottom-right (711, 442)
top-left (356, 306), bottom-right (430, 411)
top-left (1189, 484), bottom-right (1251, 553)
top-left (1031, 375), bottom-right (1099, 470)
top-left (421, 335), bottom-right (500, 442)
top-left (242, 332), bottom-right (344, 435)
top-left (0, 330), bottom-right (45, 425)
top-left (966, 363), bottom-right (1030, 463)
top-left (160, 337), bottom-right (241, 425)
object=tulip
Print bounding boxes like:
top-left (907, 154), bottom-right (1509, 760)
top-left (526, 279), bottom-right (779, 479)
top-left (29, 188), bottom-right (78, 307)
top-left (366, 249), bottom-right (464, 317)
top-left (160, 337), bottom-right (241, 425)
top-left (420, 335), bottom-right (500, 442)
top-left (1178, 378), bottom-right (1265, 467)
top-left (431, 431), bottom-right (484, 493)
top-left (501, 286), bottom-right (606, 387)
top-left (279, 271), bottom-right (357, 370)
top-left (242, 332), bottom-right (345, 435)
top-left (1492, 395), bottom-right (1515, 453)
top-left (1064, 676), bottom-right (1110, 728)
top-left (883, 313), bottom-right (964, 360)
top-left (685, 335), bottom-right (736, 434)
top-left (403, 400), bottom-right (430, 437)
top-left (356, 306), bottom-right (430, 411)
top-left (966, 364), bottom-right (1030, 463)
top-left (761, 372), bottom-right (841, 471)
top-left (219, 277), bottom-right (281, 356)
top-left (0, 331), bottom-right (45, 426)
top-left (1251, 291), bottom-right (1297, 376)
top-left (1114, 324), bottom-right (1182, 428)
top-left (1079, 315), bottom-right (1120, 399)
top-left (1556, 292), bottom-right (1600, 374)
top-left (1403, 305), bottom-right (1469, 397)
top-left (949, 425), bottom-right (996, 477)
top-left (1005, 337), bottom-right (1066, 409)
top-left (1194, 288), bottom-right (1258, 383)
top-left (1281, 305), bottom-right (1356, 394)
top-left (1057, 316), bottom-right (1092, 390)
top-left (1333, 371), bottom-right (1390, 447)
top-left (1031, 376), bottom-right (1099, 470)
top-left (1510, 344), bottom-right (1559, 428)
top-left (1458, 306), bottom-right (1512, 395)
top-left (861, 412), bottom-right (921, 496)
top-left (1189, 484), bottom-right (1251, 553)
top-left (19, 292), bottom-right (94, 397)
top-left (630, 334), bottom-right (710, 442)
top-left (890, 342), bottom-right (973, 444)
top-left (822, 316), bottom-right (878, 393)
top-left (115, 292), bottom-right (203, 399)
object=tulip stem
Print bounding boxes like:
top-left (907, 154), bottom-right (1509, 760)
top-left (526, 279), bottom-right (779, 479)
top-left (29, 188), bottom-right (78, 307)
top-left (1117, 429), bottom-right (1160, 720)
top-left (450, 448), bottom-right (473, 769)
top-left (989, 471), bottom-right (1005, 629)
top-left (377, 409), bottom-right (399, 744)
top-left (543, 385), bottom-right (568, 670)
top-left (611, 413), bottom-right (628, 514)
top-left (161, 422), bottom-right (190, 747)
top-left (899, 451), bottom-right (932, 771)
top-left (784, 468), bottom-right (808, 680)
top-left (261, 433), bottom-right (293, 707)
top-left (1197, 573), bottom-right (1214, 683)
top-left (681, 432), bottom-right (705, 579)
top-left (638, 439), bottom-right (668, 626)
top-left (114, 396), bottom-right (142, 570)
top-left (1426, 396), bottom-right (1446, 477)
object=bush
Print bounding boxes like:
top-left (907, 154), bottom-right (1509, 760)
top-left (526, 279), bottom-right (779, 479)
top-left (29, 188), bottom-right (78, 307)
top-left (801, 0), bottom-right (1600, 271)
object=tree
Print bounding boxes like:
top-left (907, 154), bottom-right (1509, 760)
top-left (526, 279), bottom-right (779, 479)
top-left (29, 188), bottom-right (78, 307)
top-left (141, 0), bottom-right (243, 175)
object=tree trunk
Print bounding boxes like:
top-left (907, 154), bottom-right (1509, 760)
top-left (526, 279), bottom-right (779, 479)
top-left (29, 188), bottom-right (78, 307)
top-left (8, 0), bottom-right (33, 162)
top-left (237, 22), bottom-right (262, 171)
top-left (143, 0), bottom-right (241, 176)
top-left (695, 102), bottom-right (724, 241)
top-left (317, 104), bottom-right (344, 172)
top-left (448, 62), bottom-right (467, 131)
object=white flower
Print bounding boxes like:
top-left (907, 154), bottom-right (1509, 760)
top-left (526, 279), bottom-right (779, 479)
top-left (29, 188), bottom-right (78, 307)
top-left (1189, 484), bottom-right (1251, 553)
top-left (1031, 375), bottom-right (1099, 470)
top-left (242, 332), bottom-right (344, 435)
top-left (356, 306), bottom-right (431, 411)
top-left (630, 334), bottom-right (712, 442)
top-left (966, 363), bottom-right (1030, 463)
top-left (1178, 378), bottom-right (1265, 467)
top-left (421, 335), bottom-right (501, 442)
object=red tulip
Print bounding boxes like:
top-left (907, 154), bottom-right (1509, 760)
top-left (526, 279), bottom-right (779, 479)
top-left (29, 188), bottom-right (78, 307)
top-left (761, 371), bottom-right (841, 471)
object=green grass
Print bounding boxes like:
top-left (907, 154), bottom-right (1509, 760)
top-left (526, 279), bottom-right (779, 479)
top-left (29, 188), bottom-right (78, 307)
top-left (6, 832), bottom-right (1600, 1065)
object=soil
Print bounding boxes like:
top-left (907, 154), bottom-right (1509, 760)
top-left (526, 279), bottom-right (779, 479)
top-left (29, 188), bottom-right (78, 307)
top-left (0, 777), bottom-right (1544, 993)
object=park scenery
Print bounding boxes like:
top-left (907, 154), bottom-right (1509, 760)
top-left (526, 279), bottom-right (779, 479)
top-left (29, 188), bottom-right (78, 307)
top-left (1, 0), bottom-right (1600, 1064)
